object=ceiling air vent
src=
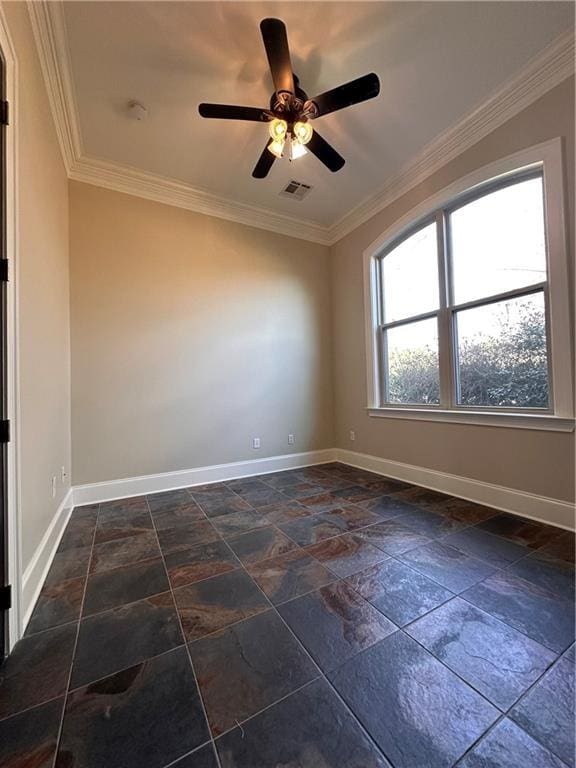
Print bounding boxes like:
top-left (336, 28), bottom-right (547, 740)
top-left (279, 180), bottom-right (313, 201)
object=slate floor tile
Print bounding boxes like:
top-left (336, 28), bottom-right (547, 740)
top-left (0, 623), bottom-right (76, 719)
top-left (355, 518), bottom-right (432, 556)
top-left (458, 718), bottom-right (568, 768)
top-left (253, 501), bottom-right (310, 525)
top-left (260, 470), bottom-right (310, 488)
top-left (304, 532), bottom-right (388, 577)
top-left (99, 496), bottom-right (148, 515)
top-left (90, 531), bottom-right (160, 574)
top-left (507, 550), bottom-right (575, 599)
top-left (279, 482), bottom-right (326, 500)
top-left (247, 549), bottom-right (335, 604)
top-left (195, 495), bottom-right (253, 519)
top-left (359, 495), bottom-right (420, 520)
top-left (234, 487), bottom-right (290, 508)
top-left (157, 519), bottom-right (219, 554)
top-left (535, 531), bottom-right (575, 564)
top-left (442, 527), bottom-right (528, 569)
top-left (0, 697), bottom-right (64, 768)
top-left (189, 610), bottom-right (318, 736)
top-left (83, 557), bottom-right (169, 616)
top-left (215, 679), bottom-right (391, 767)
top-left (71, 592), bottom-right (183, 688)
top-left (26, 576), bottom-right (85, 635)
top-left (298, 491), bottom-right (348, 513)
top-left (150, 504), bottom-right (206, 531)
top-left (174, 569), bottom-right (269, 641)
top-left (57, 647), bottom-right (209, 768)
top-left (169, 743), bottom-right (219, 768)
top-left (146, 488), bottom-right (198, 515)
top-left (510, 656), bottom-right (575, 767)
top-left (94, 508), bottom-right (154, 544)
top-left (58, 512), bottom-right (98, 552)
top-left (278, 581), bottom-right (396, 672)
top-left (331, 484), bottom-right (388, 503)
top-left (400, 541), bottom-right (497, 593)
top-left (393, 487), bottom-right (452, 510)
top-left (278, 512), bottom-right (347, 546)
top-left (434, 497), bottom-right (499, 524)
top-left (210, 509), bottom-right (268, 538)
top-left (407, 598), bottom-right (556, 710)
top-left (396, 507), bottom-right (470, 538)
top-left (477, 514), bottom-right (565, 550)
top-left (227, 525), bottom-right (297, 566)
top-left (346, 559), bottom-right (453, 627)
top-left (165, 540), bottom-right (239, 588)
top-left (45, 545), bottom-right (92, 586)
top-left (329, 631), bottom-right (498, 768)
top-left (322, 504), bottom-right (383, 532)
top-left (463, 570), bottom-right (575, 653)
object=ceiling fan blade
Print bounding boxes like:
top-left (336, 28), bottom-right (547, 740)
top-left (308, 73), bottom-right (380, 118)
top-left (306, 131), bottom-right (345, 172)
top-left (252, 142), bottom-right (276, 178)
top-left (198, 104), bottom-right (268, 122)
top-left (260, 18), bottom-right (294, 94)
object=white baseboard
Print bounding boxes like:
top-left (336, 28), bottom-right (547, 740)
top-left (21, 487), bottom-right (74, 632)
top-left (336, 448), bottom-right (575, 531)
top-left (72, 449), bottom-right (338, 506)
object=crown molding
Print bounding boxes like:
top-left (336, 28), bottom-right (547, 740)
top-left (328, 29), bottom-right (575, 244)
top-left (27, 0), bottom-right (82, 171)
top-left (28, 0), bottom-right (574, 247)
top-left (69, 155), bottom-right (331, 244)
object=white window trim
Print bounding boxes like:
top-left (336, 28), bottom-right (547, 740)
top-left (363, 138), bottom-right (574, 432)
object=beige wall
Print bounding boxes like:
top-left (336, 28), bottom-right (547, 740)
top-left (331, 78), bottom-right (575, 503)
top-left (70, 183), bottom-right (333, 484)
top-left (3, 3), bottom-right (72, 568)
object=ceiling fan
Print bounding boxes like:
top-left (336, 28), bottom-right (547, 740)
top-left (198, 18), bottom-right (380, 179)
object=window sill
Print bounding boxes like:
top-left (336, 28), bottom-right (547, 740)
top-left (366, 407), bottom-right (575, 432)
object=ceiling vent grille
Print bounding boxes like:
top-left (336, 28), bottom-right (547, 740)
top-left (279, 180), bottom-right (312, 201)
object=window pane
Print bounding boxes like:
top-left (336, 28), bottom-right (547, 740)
top-left (385, 318), bottom-right (440, 405)
top-left (456, 292), bottom-right (549, 408)
top-left (450, 176), bottom-right (547, 304)
top-left (382, 223), bottom-right (439, 322)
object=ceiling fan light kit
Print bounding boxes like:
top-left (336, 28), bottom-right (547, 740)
top-left (198, 18), bottom-right (381, 179)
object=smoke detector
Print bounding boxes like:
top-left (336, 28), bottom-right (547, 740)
top-left (279, 180), bottom-right (312, 201)
top-left (127, 101), bottom-right (148, 121)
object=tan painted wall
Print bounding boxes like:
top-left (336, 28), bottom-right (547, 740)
top-left (331, 78), bottom-right (575, 503)
top-left (3, 3), bottom-right (72, 568)
top-left (69, 183), bottom-right (334, 484)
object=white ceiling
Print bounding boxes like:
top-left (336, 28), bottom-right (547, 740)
top-left (62, 1), bottom-right (574, 227)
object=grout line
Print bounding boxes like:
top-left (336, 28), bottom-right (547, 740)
top-left (51, 501), bottom-right (102, 768)
top-left (145, 496), bottom-right (224, 768)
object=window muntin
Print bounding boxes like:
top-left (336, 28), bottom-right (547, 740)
top-left (377, 172), bottom-right (551, 412)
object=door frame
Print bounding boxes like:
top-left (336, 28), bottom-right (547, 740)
top-left (0, 6), bottom-right (21, 653)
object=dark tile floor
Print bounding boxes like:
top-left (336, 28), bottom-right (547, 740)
top-left (0, 462), bottom-right (574, 768)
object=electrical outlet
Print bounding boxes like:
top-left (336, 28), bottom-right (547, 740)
top-left (51, 476), bottom-right (57, 498)
top-left (349, 430), bottom-right (356, 441)
top-left (61, 466), bottom-right (67, 483)
top-left (288, 434), bottom-right (295, 445)
top-left (252, 437), bottom-right (261, 449)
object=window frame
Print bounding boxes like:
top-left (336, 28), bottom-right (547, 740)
top-left (363, 139), bottom-right (574, 432)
